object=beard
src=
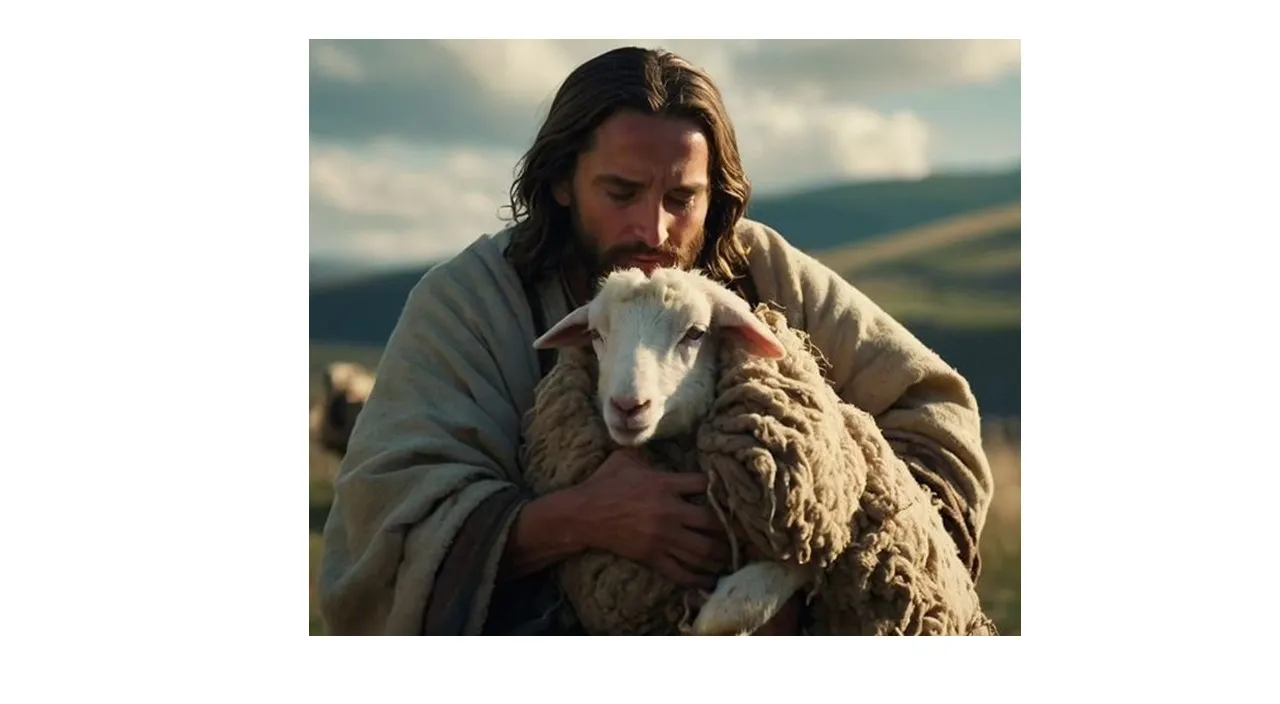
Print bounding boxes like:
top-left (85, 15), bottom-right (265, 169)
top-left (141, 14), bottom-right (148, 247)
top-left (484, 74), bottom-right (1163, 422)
top-left (564, 200), bottom-right (707, 289)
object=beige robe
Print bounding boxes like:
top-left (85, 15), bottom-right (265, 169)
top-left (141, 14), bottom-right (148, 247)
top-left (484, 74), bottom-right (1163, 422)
top-left (316, 218), bottom-right (994, 635)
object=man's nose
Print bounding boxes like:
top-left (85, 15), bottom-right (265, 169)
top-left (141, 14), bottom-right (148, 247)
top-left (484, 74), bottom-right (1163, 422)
top-left (636, 226), bottom-right (667, 249)
top-left (629, 202), bottom-right (669, 248)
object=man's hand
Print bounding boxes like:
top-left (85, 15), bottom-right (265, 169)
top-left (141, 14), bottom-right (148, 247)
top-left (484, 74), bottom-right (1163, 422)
top-left (572, 448), bottom-right (732, 590)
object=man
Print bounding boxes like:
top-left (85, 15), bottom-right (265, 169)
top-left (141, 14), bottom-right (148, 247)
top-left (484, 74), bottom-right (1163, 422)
top-left (317, 46), bottom-right (994, 636)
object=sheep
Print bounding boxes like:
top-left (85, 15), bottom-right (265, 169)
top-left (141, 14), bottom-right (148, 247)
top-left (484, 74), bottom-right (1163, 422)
top-left (536, 267), bottom-right (786, 449)
top-left (529, 267), bottom-right (816, 634)
top-left (311, 361), bottom-right (375, 456)
top-left (522, 266), bottom-right (996, 636)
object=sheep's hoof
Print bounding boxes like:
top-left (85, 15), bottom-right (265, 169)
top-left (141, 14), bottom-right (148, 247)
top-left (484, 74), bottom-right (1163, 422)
top-left (676, 589), bottom-right (712, 635)
top-left (688, 600), bottom-right (770, 636)
top-left (687, 562), bottom-right (804, 636)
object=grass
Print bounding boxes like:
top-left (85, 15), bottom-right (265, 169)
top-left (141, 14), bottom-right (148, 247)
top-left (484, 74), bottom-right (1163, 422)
top-left (927, 244), bottom-right (1021, 276)
top-left (975, 416), bottom-right (1021, 635)
top-left (306, 416), bottom-right (1022, 636)
top-left (807, 202), bottom-right (1022, 330)
top-left (814, 203), bottom-right (1021, 275)
top-left (309, 532), bottom-right (326, 636)
top-left (844, 275), bottom-right (1022, 328)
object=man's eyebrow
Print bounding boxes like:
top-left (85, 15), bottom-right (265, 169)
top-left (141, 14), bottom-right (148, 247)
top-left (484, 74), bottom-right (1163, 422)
top-left (669, 181), bottom-right (708, 196)
top-left (594, 174), bottom-right (645, 189)
top-left (594, 173), bottom-right (708, 194)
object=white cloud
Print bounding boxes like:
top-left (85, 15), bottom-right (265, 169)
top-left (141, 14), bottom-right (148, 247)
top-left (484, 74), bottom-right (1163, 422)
top-left (309, 143), bottom-right (520, 263)
top-left (732, 93), bottom-right (932, 191)
top-left (730, 39), bottom-right (1021, 102)
top-left (437, 40), bottom-right (578, 107)
top-left (311, 42), bottom-right (365, 83)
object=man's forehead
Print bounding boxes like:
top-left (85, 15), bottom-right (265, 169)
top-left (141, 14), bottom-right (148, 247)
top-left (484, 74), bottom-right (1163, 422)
top-left (582, 114), bottom-right (709, 171)
top-left (594, 110), bottom-right (706, 148)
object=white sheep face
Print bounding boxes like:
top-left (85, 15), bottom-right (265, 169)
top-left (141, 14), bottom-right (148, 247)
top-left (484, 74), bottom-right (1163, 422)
top-left (590, 270), bottom-right (721, 445)
top-left (534, 267), bottom-right (786, 447)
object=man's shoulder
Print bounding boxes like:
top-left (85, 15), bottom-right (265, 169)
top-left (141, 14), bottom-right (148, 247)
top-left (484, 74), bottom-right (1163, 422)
top-left (389, 226), bottom-right (530, 341)
top-left (734, 216), bottom-right (803, 269)
top-left (735, 216), bottom-right (788, 247)
top-left (409, 225), bottom-right (522, 297)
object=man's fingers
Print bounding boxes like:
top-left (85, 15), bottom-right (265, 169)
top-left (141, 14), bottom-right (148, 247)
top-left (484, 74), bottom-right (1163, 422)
top-left (664, 471), bottom-right (709, 496)
top-left (667, 545), bottom-right (729, 579)
top-left (657, 555), bottom-right (718, 591)
top-left (675, 502), bottom-right (727, 536)
top-left (668, 528), bottom-right (733, 575)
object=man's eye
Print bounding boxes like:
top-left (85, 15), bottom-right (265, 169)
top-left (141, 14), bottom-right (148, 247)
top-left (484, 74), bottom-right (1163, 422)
top-left (607, 191), bottom-right (634, 203)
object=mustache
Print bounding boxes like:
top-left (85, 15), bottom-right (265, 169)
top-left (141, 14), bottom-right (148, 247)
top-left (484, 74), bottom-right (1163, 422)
top-left (601, 243), bottom-right (679, 264)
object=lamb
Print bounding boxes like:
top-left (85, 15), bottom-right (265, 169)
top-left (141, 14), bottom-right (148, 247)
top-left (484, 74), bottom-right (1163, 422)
top-left (311, 361), bottom-right (375, 456)
top-left (522, 266), bottom-right (996, 636)
top-left (528, 267), bottom-right (824, 635)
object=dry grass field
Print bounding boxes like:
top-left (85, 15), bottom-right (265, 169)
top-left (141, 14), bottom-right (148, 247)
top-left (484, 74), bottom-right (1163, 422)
top-left (973, 416), bottom-right (1021, 634)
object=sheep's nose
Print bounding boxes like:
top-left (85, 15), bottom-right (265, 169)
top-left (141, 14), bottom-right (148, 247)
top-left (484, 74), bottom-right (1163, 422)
top-left (611, 396), bottom-right (651, 415)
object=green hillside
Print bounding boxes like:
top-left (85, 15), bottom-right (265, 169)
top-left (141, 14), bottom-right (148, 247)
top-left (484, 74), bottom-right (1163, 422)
top-left (822, 203), bottom-right (1021, 329)
top-left (744, 168), bottom-right (1020, 253)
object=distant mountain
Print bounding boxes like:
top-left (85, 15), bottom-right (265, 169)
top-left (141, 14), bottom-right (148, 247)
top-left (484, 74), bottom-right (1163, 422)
top-left (745, 168), bottom-right (1020, 253)
top-left (310, 262), bottom-right (439, 344)
top-left (310, 167), bottom-right (1021, 415)
top-left (309, 258), bottom-right (389, 288)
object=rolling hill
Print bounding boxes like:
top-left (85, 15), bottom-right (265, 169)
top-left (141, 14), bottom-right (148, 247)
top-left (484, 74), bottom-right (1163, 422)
top-left (744, 167), bottom-right (1020, 253)
top-left (310, 168), bottom-right (1020, 416)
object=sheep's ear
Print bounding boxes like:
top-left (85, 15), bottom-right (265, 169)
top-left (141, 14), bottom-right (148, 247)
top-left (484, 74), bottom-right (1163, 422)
top-left (706, 286), bottom-right (786, 359)
top-left (534, 303), bottom-right (593, 349)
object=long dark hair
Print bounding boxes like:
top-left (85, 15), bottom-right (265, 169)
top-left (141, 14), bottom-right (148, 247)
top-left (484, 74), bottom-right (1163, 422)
top-left (502, 46), bottom-right (753, 289)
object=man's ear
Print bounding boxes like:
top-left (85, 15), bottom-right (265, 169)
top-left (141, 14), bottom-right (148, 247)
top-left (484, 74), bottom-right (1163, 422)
top-left (534, 303), bottom-right (593, 349)
top-left (552, 179), bottom-right (571, 208)
top-left (703, 283), bottom-right (785, 359)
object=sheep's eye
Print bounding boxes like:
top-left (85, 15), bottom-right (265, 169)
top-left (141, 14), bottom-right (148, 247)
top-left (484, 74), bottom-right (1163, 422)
top-left (683, 326), bottom-right (706, 342)
top-left (588, 329), bottom-right (602, 342)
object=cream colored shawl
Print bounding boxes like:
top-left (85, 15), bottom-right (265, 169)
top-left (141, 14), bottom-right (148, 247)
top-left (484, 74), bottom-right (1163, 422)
top-left (316, 219), bottom-right (994, 635)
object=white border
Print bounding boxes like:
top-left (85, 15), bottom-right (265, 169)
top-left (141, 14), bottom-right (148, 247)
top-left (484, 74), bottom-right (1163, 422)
top-left (6, 1), bottom-right (1274, 698)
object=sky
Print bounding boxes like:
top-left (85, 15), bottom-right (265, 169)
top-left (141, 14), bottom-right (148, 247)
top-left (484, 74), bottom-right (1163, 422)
top-left (309, 39), bottom-right (1021, 268)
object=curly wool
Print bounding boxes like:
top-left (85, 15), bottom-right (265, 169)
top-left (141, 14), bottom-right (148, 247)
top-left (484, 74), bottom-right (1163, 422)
top-left (697, 306), bottom-right (866, 576)
top-left (806, 401), bottom-right (996, 635)
top-left (519, 304), bottom-right (995, 636)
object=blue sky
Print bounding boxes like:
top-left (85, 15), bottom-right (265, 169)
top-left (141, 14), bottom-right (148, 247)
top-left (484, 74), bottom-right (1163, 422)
top-left (310, 39), bottom-right (1021, 266)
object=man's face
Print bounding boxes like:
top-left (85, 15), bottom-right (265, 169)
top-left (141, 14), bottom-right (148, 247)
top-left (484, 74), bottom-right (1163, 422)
top-left (556, 110), bottom-right (711, 279)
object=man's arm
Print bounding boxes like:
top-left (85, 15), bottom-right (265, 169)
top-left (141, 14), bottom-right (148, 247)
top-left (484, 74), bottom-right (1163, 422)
top-left (497, 489), bottom-right (593, 581)
top-left (317, 246), bottom-right (557, 636)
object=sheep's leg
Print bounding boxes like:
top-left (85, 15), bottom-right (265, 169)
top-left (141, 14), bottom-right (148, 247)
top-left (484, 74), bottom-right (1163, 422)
top-left (686, 560), bottom-right (808, 636)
